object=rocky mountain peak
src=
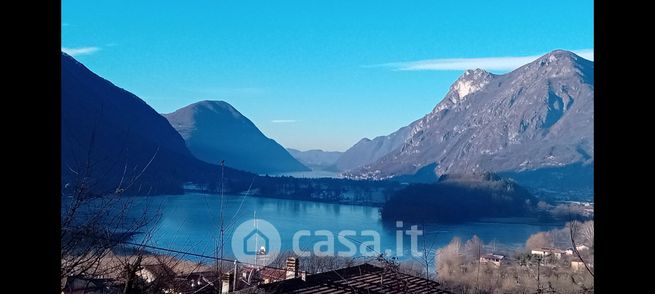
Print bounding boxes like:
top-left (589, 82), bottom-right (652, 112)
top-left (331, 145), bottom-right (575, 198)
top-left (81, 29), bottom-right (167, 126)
top-left (463, 68), bottom-right (491, 78)
top-left (347, 50), bottom-right (594, 198)
top-left (454, 68), bottom-right (493, 97)
top-left (430, 68), bottom-right (494, 114)
top-left (516, 49), bottom-right (593, 82)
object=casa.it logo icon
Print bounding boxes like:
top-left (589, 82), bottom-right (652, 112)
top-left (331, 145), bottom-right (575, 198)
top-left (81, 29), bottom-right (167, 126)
top-left (231, 219), bottom-right (281, 266)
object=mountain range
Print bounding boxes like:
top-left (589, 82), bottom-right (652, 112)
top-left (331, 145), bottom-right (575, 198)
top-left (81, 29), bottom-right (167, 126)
top-left (333, 126), bottom-right (411, 172)
top-left (286, 148), bottom-right (343, 171)
top-left (61, 53), bottom-right (254, 195)
top-left (344, 50), bottom-right (594, 198)
top-left (164, 101), bottom-right (309, 174)
top-left (61, 49), bottom-right (594, 199)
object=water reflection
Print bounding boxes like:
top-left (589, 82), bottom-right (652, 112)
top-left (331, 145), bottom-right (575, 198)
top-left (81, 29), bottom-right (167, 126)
top-left (75, 193), bottom-right (561, 261)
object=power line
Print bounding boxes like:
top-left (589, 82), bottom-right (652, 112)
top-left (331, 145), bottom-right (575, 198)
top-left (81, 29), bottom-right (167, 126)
top-left (70, 221), bottom-right (414, 277)
top-left (119, 239), bottom-right (288, 271)
top-left (67, 229), bottom-right (288, 272)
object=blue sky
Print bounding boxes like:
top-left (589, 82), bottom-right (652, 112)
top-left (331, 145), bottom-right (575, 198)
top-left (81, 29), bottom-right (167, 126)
top-left (62, 0), bottom-right (593, 151)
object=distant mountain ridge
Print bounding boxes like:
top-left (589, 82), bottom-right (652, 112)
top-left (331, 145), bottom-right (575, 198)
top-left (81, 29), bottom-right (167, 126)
top-left (286, 148), bottom-right (343, 171)
top-left (334, 126), bottom-right (412, 171)
top-left (61, 49), bottom-right (593, 199)
top-left (164, 101), bottom-right (310, 174)
top-left (346, 50), bottom-right (594, 198)
top-left (61, 53), bottom-right (254, 195)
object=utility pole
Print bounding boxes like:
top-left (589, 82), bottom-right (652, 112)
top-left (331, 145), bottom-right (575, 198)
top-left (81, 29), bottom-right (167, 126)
top-left (220, 160), bottom-right (225, 264)
top-left (476, 241), bottom-right (481, 291)
top-left (254, 210), bottom-right (258, 267)
top-left (218, 160), bottom-right (225, 293)
top-left (233, 260), bottom-right (238, 291)
top-left (537, 256), bottom-right (542, 293)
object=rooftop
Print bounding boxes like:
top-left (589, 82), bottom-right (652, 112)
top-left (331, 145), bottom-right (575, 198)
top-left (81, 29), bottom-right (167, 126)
top-left (481, 254), bottom-right (504, 260)
top-left (534, 247), bottom-right (564, 252)
top-left (238, 263), bottom-right (453, 294)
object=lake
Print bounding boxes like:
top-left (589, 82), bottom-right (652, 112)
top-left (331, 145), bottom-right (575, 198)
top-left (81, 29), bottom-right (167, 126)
top-left (116, 193), bottom-right (560, 264)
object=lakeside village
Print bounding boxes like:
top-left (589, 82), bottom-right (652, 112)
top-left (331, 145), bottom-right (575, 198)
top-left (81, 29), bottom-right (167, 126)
top-left (62, 253), bottom-right (455, 293)
top-left (63, 180), bottom-right (594, 293)
top-left (62, 233), bottom-right (593, 293)
top-left (183, 181), bottom-right (392, 206)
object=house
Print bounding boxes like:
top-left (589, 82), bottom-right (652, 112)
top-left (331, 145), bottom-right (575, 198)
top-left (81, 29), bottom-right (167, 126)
top-left (137, 263), bottom-right (176, 284)
top-left (576, 244), bottom-right (590, 251)
top-left (480, 254), bottom-right (504, 266)
top-left (571, 260), bottom-right (592, 272)
top-left (531, 248), bottom-right (547, 256)
top-left (168, 271), bottom-right (221, 294)
top-left (259, 267), bottom-right (288, 284)
top-left (241, 266), bottom-right (288, 285)
top-left (233, 263), bottom-right (454, 293)
top-left (531, 247), bottom-right (564, 259)
top-left (241, 257), bottom-right (304, 285)
top-left (61, 276), bottom-right (119, 294)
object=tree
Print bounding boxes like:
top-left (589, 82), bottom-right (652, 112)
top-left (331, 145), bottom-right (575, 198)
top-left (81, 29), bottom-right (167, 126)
top-left (464, 235), bottom-right (482, 262)
top-left (418, 232), bottom-right (438, 281)
top-left (436, 237), bottom-right (462, 281)
top-left (525, 232), bottom-right (553, 251)
top-left (577, 220), bottom-right (594, 246)
top-left (569, 220), bottom-right (594, 277)
top-left (60, 127), bottom-right (159, 291)
top-left (60, 167), bottom-right (152, 285)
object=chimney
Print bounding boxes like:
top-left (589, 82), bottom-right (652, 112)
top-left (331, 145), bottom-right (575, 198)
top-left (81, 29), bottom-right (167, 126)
top-left (286, 257), bottom-right (299, 279)
top-left (221, 273), bottom-right (234, 293)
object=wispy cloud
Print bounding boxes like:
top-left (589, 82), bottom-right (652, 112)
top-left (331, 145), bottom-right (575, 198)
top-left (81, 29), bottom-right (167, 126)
top-left (372, 49), bottom-right (594, 72)
top-left (271, 119), bottom-right (297, 123)
top-left (182, 87), bottom-right (265, 96)
top-left (62, 46), bottom-right (100, 57)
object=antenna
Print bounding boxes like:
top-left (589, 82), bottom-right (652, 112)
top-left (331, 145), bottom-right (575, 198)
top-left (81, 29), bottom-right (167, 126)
top-left (217, 160), bottom-right (226, 286)
top-left (254, 210), bottom-right (259, 267)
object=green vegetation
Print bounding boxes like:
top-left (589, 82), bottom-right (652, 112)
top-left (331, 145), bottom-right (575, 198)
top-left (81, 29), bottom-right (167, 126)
top-left (381, 173), bottom-right (537, 223)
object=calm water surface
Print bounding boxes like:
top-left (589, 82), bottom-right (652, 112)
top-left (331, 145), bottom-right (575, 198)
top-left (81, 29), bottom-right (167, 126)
top-left (119, 193), bottom-right (560, 262)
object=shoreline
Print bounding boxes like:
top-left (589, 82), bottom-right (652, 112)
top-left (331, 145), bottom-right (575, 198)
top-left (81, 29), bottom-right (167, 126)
top-left (133, 189), bottom-right (387, 208)
top-left (124, 192), bottom-right (587, 227)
